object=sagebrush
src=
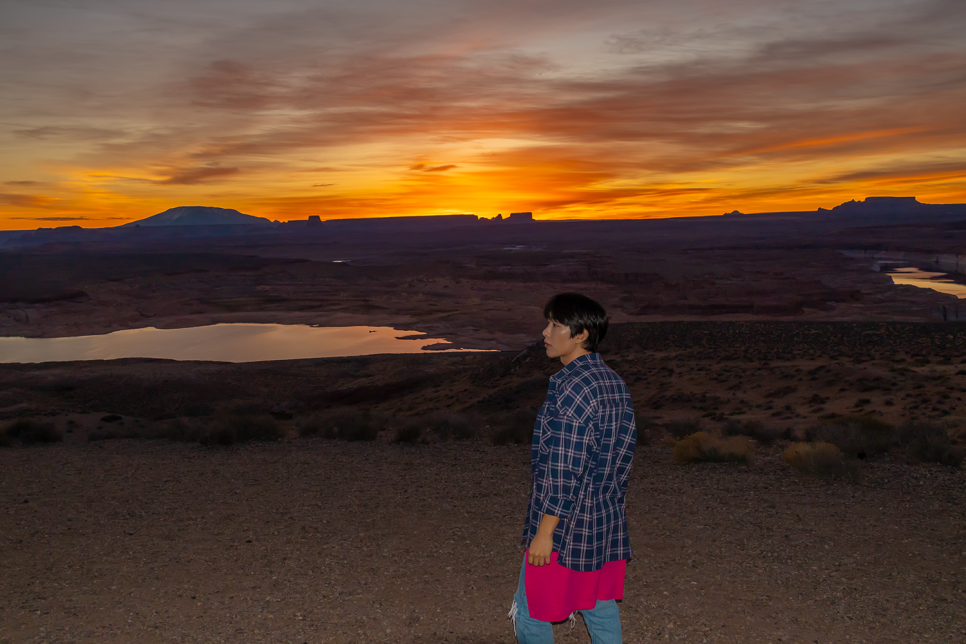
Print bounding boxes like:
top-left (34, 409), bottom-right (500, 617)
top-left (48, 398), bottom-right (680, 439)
top-left (782, 441), bottom-right (860, 482)
top-left (2, 419), bottom-right (62, 446)
top-left (672, 431), bottom-right (755, 465)
top-left (806, 416), bottom-right (896, 458)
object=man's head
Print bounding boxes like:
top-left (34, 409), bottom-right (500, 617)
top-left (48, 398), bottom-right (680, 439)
top-left (542, 292), bottom-right (608, 355)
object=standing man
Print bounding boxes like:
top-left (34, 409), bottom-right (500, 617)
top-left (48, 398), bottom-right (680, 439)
top-left (510, 293), bottom-right (637, 644)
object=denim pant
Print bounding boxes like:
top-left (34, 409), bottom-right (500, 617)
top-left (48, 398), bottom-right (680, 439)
top-left (510, 556), bottom-right (623, 644)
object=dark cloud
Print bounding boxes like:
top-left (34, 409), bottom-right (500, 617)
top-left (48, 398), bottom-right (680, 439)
top-left (11, 216), bottom-right (90, 221)
top-left (4, 180), bottom-right (44, 186)
top-left (13, 126), bottom-right (124, 141)
top-left (0, 193), bottom-right (57, 208)
top-left (816, 161), bottom-right (966, 185)
top-left (312, 183), bottom-right (334, 187)
top-left (155, 166), bottom-right (240, 185)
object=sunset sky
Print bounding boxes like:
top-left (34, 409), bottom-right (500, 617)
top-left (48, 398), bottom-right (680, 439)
top-left (1, 0), bottom-right (965, 229)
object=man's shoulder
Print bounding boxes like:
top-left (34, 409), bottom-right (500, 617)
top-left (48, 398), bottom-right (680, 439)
top-left (562, 355), bottom-right (628, 396)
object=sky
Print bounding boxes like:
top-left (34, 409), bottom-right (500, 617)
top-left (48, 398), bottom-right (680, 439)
top-left (1, 0), bottom-right (965, 229)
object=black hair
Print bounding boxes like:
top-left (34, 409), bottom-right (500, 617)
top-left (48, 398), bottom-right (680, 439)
top-left (543, 292), bottom-right (609, 353)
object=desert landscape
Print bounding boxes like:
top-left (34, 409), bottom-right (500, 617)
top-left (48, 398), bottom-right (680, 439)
top-left (2, 202), bottom-right (966, 643)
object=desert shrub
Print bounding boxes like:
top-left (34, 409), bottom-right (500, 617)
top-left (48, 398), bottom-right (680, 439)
top-left (159, 415), bottom-right (283, 446)
top-left (665, 418), bottom-right (703, 439)
top-left (782, 441), bottom-right (860, 482)
top-left (722, 419), bottom-right (786, 445)
top-left (88, 428), bottom-right (142, 441)
top-left (158, 418), bottom-right (202, 442)
top-left (635, 417), bottom-right (656, 446)
top-left (181, 402), bottom-right (215, 417)
top-left (806, 416), bottom-right (897, 458)
top-left (490, 408), bottom-right (537, 446)
top-left (0, 428), bottom-right (12, 448)
top-left (100, 414), bottom-right (123, 423)
top-left (672, 432), bottom-right (754, 465)
top-left (393, 421), bottom-right (424, 444)
top-left (898, 422), bottom-right (964, 468)
top-left (424, 411), bottom-right (479, 441)
top-left (303, 410), bottom-right (382, 441)
top-left (202, 415), bottom-right (284, 446)
top-left (4, 419), bottom-right (63, 445)
top-left (297, 416), bottom-right (324, 438)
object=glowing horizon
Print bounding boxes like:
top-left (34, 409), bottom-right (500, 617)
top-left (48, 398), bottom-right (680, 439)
top-left (2, 0), bottom-right (965, 230)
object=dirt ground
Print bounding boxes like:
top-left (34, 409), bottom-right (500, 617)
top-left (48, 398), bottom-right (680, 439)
top-left (1, 438), bottom-right (964, 644)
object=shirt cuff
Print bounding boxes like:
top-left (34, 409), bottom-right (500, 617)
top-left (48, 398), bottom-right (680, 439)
top-left (538, 495), bottom-right (574, 519)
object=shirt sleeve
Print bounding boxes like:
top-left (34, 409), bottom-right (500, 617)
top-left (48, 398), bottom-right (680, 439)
top-left (534, 381), bottom-right (597, 520)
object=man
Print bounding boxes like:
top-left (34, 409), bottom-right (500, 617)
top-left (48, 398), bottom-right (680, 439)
top-left (510, 292), bottom-right (637, 644)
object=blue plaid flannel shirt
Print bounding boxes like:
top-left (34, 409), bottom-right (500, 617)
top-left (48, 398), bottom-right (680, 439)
top-left (523, 352), bottom-right (637, 572)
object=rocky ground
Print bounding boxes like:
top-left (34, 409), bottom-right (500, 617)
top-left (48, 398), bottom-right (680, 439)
top-left (1, 438), bottom-right (964, 644)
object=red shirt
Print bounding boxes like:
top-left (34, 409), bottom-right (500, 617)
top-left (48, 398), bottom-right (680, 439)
top-left (524, 549), bottom-right (626, 622)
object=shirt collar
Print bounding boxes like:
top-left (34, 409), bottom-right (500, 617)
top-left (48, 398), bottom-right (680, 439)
top-left (550, 352), bottom-right (601, 381)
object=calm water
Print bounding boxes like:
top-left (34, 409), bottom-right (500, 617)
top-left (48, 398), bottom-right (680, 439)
top-left (883, 266), bottom-right (966, 299)
top-left (0, 324), bottom-right (487, 364)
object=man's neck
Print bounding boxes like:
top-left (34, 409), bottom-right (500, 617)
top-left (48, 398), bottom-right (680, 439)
top-left (559, 348), bottom-right (591, 367)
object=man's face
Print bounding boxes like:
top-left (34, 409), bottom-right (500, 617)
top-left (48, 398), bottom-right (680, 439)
top-left (542, 318), bottom-right (586, 362)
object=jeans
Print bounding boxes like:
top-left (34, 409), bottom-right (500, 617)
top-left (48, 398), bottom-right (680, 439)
top-left (510, 555), bottom-right (623, 644)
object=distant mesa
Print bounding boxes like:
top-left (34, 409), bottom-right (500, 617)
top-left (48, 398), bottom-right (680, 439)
top-left (828, 196), bottom-right (926, 214)
top-left (723, 210), bottom-right (745, 216)
top-left (119, 206), bottom-right (273, 227)
top-left (508, 212), bottom-right (534, 223)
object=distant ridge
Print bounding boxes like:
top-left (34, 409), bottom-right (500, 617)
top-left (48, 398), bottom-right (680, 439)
top-left (723, 196), bottom-right (966, 222)
top-left (119, 206), bottom-right (273, 227)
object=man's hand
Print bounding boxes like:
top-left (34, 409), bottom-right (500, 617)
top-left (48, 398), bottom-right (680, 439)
top-left (528, 514), bottom-right (560, 567)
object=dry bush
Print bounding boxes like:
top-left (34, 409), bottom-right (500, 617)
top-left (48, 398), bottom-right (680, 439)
top-left (159, 415), bottom-right (283, 446)
top-left (389, 412), bottom-right (480, 444)
top-left (489, 408), bottom-right (537, 446)
top-left (665, 418), bottom-right (704, 439)
top-left (424, 411), bottom-right (480, 441)
top-left (898, 422), bottom-right (964, 468)
top-left (3, 418), bottom-right (63, 446)
top-left (300, 410), bottom-right (382, 441)
top-left (782, 442), bottom-right (860, 482)
top-left (722, 419), bottom-right (786, 445)
top-left (672, 432), bottom-right (755, 465)
top-left (635, 417), bottom-right (656, 446)
top-left (806, 416), bottom-right (897, 458)
top-left (88, 428), bottom-right (143, 441)
top-left (393, 421), bottom-right (424, 444)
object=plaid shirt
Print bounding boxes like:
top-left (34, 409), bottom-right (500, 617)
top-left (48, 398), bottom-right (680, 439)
top-left (523, 352), bottom-right (637, 572)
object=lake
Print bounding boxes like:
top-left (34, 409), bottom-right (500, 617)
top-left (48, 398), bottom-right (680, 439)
top-left (0, 324), bottom-right (489, 364)
top-left (880, 266), bottom-right (966, 299)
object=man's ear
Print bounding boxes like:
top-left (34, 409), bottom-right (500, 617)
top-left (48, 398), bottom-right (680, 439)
top-left (575, 328), bottom-right (590, 348)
